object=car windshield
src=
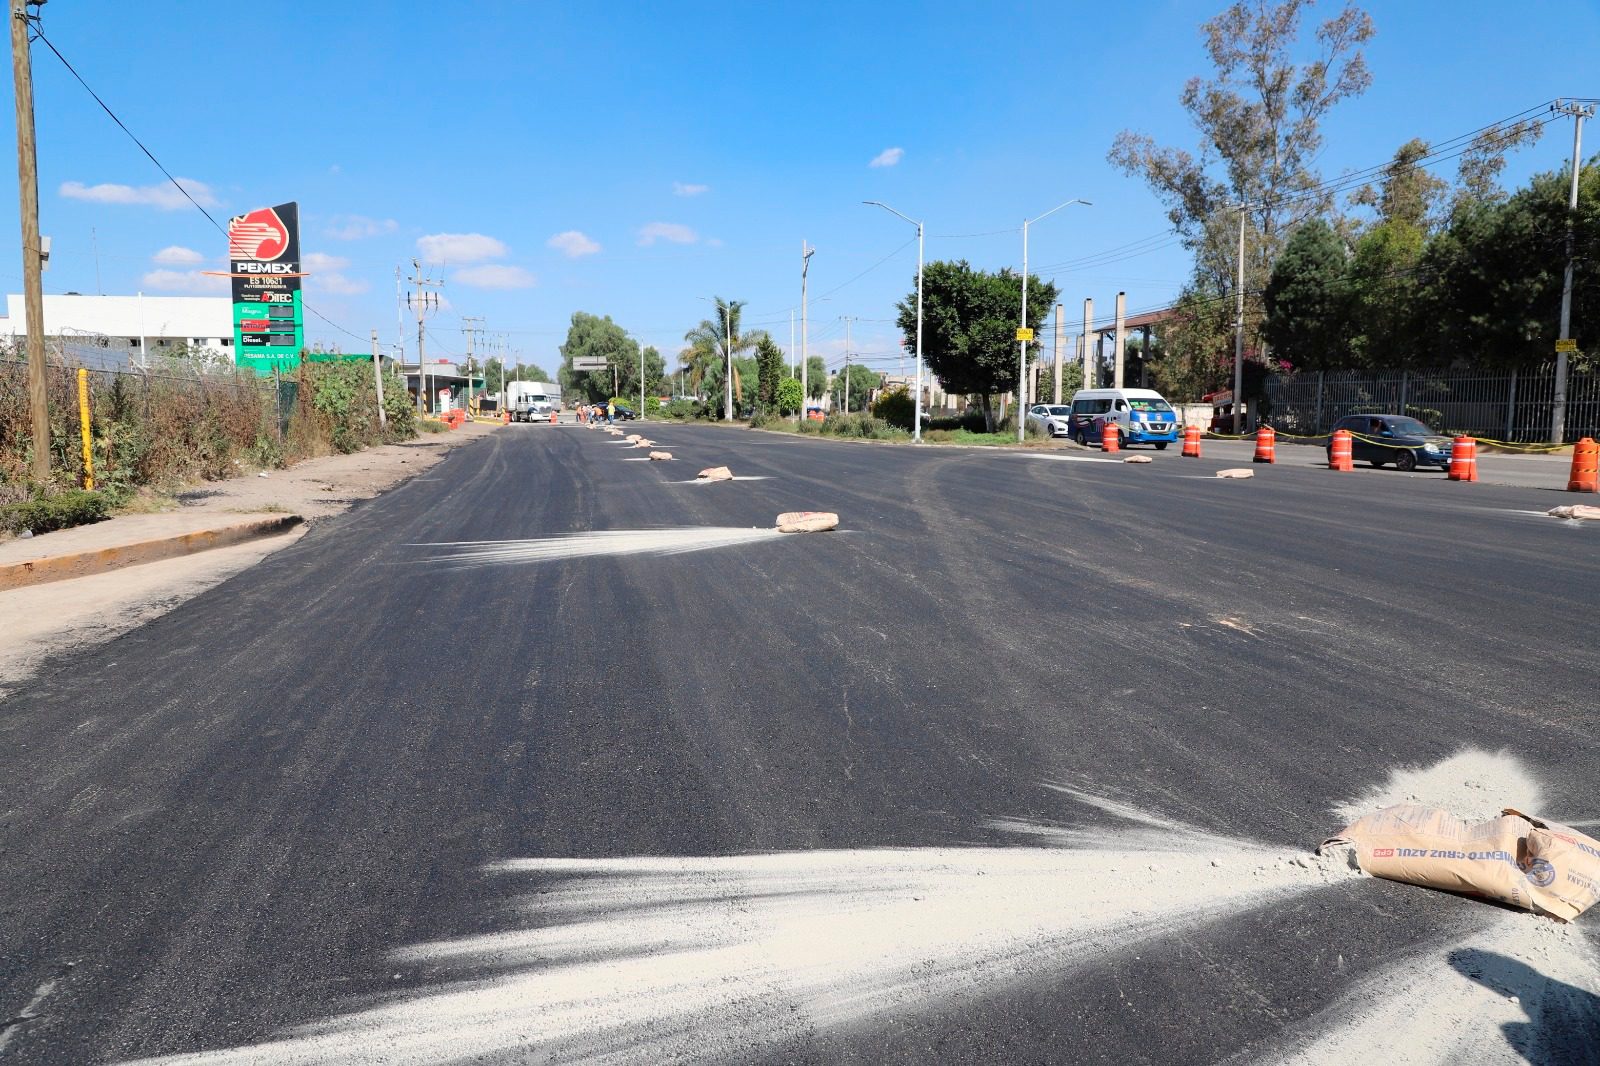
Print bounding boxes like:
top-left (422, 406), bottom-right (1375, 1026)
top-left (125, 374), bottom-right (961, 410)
top-left (1128, 398), bottom-right (1173, 413)
top-left (1386, 417), bottom-right (1433, 436)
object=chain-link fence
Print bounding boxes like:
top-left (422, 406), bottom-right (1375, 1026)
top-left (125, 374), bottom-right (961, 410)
top-left (1266, 364), bottom-right (1600, 443)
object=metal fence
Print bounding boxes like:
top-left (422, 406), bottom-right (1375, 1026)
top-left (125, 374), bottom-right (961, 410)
top-left (1265, 365), bottom-right (1600, 443)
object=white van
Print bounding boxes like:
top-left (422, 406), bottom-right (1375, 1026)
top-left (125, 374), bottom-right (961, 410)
top-left (1067, 387), bottom-right (1181, 449)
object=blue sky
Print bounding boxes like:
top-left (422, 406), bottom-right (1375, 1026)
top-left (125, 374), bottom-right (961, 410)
top-left (4, 0), bottom-right (1596, 375)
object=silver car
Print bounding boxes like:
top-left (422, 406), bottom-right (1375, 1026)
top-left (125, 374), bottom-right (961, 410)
top-left (1025, 404), bottom-right (1074, 438)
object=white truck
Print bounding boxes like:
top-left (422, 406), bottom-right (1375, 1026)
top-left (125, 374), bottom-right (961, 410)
top-left (505, 380), bottom-right (562, 422)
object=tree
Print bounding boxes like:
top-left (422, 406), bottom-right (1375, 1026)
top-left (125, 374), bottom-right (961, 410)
top-left (558, 312), bottom-right (638, 403)
top-left (680, 297), bottom-right (767, 411)
top-left (1346, 220), bottom-right (1426, 368)
top-left (1263, 219), bottom-right (1350, 370)
top-left (1151, 284), bottom-right (1235, 401)
top-left (804, 355), bottom-right (827, 398)
top-left (830, 363), bottom-right (879, 413)
top-left (754, 335), bottom-right (785, 410)
top-left (894, 260), bottom-right (1057, 430)
top-left (871, 386), bottom-right (914, 429)
top-left (1351, 139), bottom-right (1449, 231)
top-left (775, 377), bottom-right (803, 415)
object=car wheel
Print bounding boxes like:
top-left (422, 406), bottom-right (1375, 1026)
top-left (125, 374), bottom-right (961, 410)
top-left (1154, 442), bottom-right (1168, 451)
top-left (1073, 429), bottom-right (1086, 446)
top-left (1394, 450), bottom-right (1418, 472)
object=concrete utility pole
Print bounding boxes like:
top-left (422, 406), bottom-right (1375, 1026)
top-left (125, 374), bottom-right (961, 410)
top-left (1552, 99), bottom-right (1595, 444)
top-left (1114, 292), bottom-right (1127, 389)
top-left (11, 0), bottom-right (48, 481)
top-left (461, 315), bottom-right (483, 414)
top-left (723, 301), bottom-right (733, 421)
top-left (1019, 199), bottom-right (1090, 441)
top-left (371, 329), bottom-right (387, 430)
top-left (638, 337), bottom-right (645, 418)
top-left (1081, 298), bottom-right (1094, 390)
top-left (841, 316), bottom-right (853, 414)
top-left (801, 241), bottom-right (814, 421)
top-left (1233, 203), bottom-right (1249, 434)
top-left (864, 201), bottom-right (925, 441)
top-left (1052, 303), bottom-right (1065, 403)
top-left (407, 260), bottom-right (441, 413)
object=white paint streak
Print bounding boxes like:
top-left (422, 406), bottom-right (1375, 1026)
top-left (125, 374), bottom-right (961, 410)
top-left (121, 810), bottom-right (1357, 1066)
top-left (1251, 912), bottom-right (1600, 1066)
top-left (1332, 750), bottom-right (1543, 826)
top-left (1014, 453), bottom-right (1124, 464)
top-left (413, 528), bottom-right (786, 568)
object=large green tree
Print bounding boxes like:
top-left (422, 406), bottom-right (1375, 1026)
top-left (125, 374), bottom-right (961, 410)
top-left (558, 312), bottom-right (639, 403)
top-left (894, 260), bottom-right (1058, 430)
top-left (681, 297), bottom-right (767, 415)
top-left (1263, 219), bottom-right (1349, 370)
top-left (830, 362), bottom-right (879, 413)
top-left (754, 335), bottom-right (785, 410)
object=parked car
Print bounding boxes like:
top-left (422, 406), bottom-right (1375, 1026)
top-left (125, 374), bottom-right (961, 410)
top-left (1025, 404), bottom-right (1075, 438)
top-left (1067, 388), bottom-right (1182, 449)
top-left (1327, 414), bottom-right (1454, 471)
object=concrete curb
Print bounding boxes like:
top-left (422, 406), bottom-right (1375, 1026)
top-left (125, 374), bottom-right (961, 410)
top-left (0, 514), bottom-right (304, 592)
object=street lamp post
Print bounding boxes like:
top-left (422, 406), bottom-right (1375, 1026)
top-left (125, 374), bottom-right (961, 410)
top-left (801, 242), bottom-right (815, 422)
top-left (863, 201), bottom-right (924, 442)
top-left (1018, 199), bottom-right (1091, 442)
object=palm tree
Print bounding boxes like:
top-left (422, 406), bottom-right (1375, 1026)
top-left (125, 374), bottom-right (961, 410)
top-left (681, 298), bottom-right (767, 412)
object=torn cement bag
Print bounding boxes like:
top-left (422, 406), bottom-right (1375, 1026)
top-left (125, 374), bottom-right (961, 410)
top-left (1123, 455), bottom-right (1153, 464)
top-left (1549, 504), bottom-right (1600, 521)
top-left (1215, 468), bottom-right (1254, 479)
top-left (775, 511), bottom-right (839, 533)
top-left (633, 439), bottom-right (656, 448)
top-left (1322, 804), bottom-right (1600, 921)
top-left (626, 434), bottom-right (643, 442)
top-left (648, 451), bottom-right (673, 461)
top-left (697, 466), bottom-right (734, 482)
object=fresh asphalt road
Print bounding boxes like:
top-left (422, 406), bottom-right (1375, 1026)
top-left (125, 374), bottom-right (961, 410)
top-left (2, 421), bottom-right (1597, 1064)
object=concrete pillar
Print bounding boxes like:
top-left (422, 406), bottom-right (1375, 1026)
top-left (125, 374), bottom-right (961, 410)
top-left (1081, 298), bottom-right (1093, 389)
top-left (1052, 303), bottom-right (1064, 403)
top-left (1113, 292), bottom-right (1127, 389)
top-left (1141, 324), bottom-right (1152, 388)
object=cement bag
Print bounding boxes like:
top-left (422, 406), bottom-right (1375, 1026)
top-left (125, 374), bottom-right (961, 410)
top-left (1216, 468), bottom-right (1254, 479)
top-left (1123, 455), bottom-right (1153, 464)
top-left (633, 439), bottom-right (655, 448)
top-left (648, 451), bottom-right (673, 461)
top-left (1323, 804), bottom-right (1600, 921)
top-left (776, 511), bottom-right (838, 533)
top-left (1549, 504), bottom-right (1600, 520)
top-left (626, 434), bottom-right (643, 442)
top-left (697, 466), bottom-right (734, 482)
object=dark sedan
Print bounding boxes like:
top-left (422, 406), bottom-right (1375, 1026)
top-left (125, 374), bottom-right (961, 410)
top-left (1327, 414), bottom-right (1454, 471)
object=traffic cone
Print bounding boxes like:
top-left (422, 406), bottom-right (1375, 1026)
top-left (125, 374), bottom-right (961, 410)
top-left (549, 409), bottom-right (559, 424)
top-left (1447, 436), bottom-right (1479, 482)
top-left (1569, 437), bottom-right (1599, 493)
top-left (1252, 425), bottom-right (1276, 464)
top-left (1181, 423), bottom-right (1202, 458)
top-left (1329, 429), bottom-right (1353, 471)
top-left (1101, 421), bottom-right (1120, 454)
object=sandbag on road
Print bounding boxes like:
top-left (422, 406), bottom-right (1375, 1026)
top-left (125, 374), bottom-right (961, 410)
top-left (697, 466), bottom-right (734, 482)
top-left (775, 511), bottom-right (839, 533)
top-left (1323, 804), bottom-right (1600, 921)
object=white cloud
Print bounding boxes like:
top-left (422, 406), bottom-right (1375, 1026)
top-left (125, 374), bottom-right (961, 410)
top-left (141, 269), bottom-right (228, 294)
top-left (303, 251), bottom-right (367, 294)
top-left (416, 232), bottom-right (507, 262)
top-left (454, 264), bottom-right (536, 289)
top-left (61, 178), bottom-right (218, 210)
top-left (547, 230), bottom-right (601, 258)
top-left (672, 182), bottom-right (709, 197)
top-left (868, 147), bottom-right (905, 168)
top-left (326, 214), bottom-right (398, 240)
top-left (303, 251), bottom-right (350, 272)
top-left (636, 222), bottom-right (698, 247)
top-left (152, 245), bottom-right (204, 266)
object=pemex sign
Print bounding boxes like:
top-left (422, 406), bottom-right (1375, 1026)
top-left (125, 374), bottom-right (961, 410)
top-left (228, 201), bottom-right (304, 375)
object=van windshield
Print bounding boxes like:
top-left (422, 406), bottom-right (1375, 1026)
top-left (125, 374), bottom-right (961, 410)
top-left (1128, 398), bottom-right (1173, 413)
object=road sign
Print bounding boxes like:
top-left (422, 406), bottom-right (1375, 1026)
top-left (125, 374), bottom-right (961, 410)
top-left (1556, 338), bottom-right (1578, 353)
top-left (1015, 328), bottom-right (1034, 342)
top-left (572, 358), bottom-right (609, 371)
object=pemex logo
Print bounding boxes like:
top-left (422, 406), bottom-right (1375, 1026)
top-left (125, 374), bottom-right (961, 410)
top-left (228, 206), bottom-right (290, 261)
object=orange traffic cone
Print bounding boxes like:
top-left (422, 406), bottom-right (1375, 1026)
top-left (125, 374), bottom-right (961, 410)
top-left (549, 409), bottom-right (559, 424)
top-left (1329, 429), bottom-right (1353, 471)
top-left (1181, 423), bottom-right (1202, 458)
top-left (1101, 421), bottom-right (1120, 454)
top-left (1569, 437), bottom-right (1599, 493)
top-left (1252, 425), bottom-right (1276, 464)
top-left (1447, 436), bottom-right (1479, 482)
top-left (502, 411), bottom-right (510, 425)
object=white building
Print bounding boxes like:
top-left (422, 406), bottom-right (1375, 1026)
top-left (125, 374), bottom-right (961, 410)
top-left (2, 293), bottom-right (233, 366)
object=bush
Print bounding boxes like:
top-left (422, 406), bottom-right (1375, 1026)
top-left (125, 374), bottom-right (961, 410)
top-left (819, 412), bottom-right (908, 440)
top-left (776, 377), bottom-right (804, 415)
top-left (925, 411), bottom-right (989, 433)
top-left (871, 386), bottom-right (915, 430)
top-left (662, 398), bottom-right (704, 420)
top-left (749, 410), bottom-right (782, 429)
top-left (0, 488), bottom-right (110, 535)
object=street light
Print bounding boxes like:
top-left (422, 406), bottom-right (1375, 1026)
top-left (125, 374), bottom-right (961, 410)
top-left (1018, 199), bottom-right (1091, 442)
top-left (801, 242), bottom-right (815, 422)
top-left (863, 201), bottom-right (924, 443)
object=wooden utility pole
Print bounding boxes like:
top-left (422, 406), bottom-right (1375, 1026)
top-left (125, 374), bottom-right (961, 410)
top-left (11, 0), bottom-right (48, 481)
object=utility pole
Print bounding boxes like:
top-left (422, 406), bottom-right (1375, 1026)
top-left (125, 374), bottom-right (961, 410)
top-left (841, 316), bottom-right (853, 414)
top-left (1081, 298), bottom-right (1094, 390)
top-left (11, 0), bottom-right (48, 481)
top-left (461, 315), bottom-right (484, 416)
top-left (638, 337), bottom-right (645, 419)
top-left (1233, 202), bottom-right (1249, 434)
top-left (801, 242), bottom-right (814, 421)
top-left (864, 201), bottom-right (924, 442)
top-left (1052, 303), bottom-right (1065, 403)
top-left (723, 301), bottom-right (733, 421)
top-left (371, 329), bottom-right (387, 430)
top-left (1552, 99), bottom-right (1595, 444)
top-left (407, 260), bottom-right (441, 414)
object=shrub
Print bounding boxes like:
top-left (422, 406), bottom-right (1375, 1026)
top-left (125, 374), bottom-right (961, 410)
top-left (924, 411), bottom-right (989, 433)
top-left (776, 377), bottom-right (804, 415)
top-left (819, 412), bottom-right (908, 440)
top-left (662, 398), bottom-right (703, 420)
top-left (0, 488), bottom-right (110, 535)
